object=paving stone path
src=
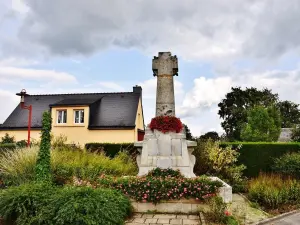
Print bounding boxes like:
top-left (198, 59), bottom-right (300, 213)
top-left (125, 213), bottom-right (200, 225)
top-left (266, 212), bottom-right (300, 225)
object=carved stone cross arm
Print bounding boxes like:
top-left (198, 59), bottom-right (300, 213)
top-left (152, 52), bottom-right (178, 77)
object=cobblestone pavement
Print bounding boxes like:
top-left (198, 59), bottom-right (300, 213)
top-left (125, 213), bottom-right (200, 225)
top-left (266, 212), bottom-right (300, 225)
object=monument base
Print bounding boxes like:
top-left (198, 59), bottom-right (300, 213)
top-left (134, 128), bottom-right (197, 178)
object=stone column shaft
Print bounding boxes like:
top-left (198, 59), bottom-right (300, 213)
top-left (152, 52), bottom-right (178, 117)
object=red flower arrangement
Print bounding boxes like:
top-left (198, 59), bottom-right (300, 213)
top-left (149, 116), bottom-right (183, 133)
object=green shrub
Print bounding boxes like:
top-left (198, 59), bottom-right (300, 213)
top-left (0, 147), bottom-right (137, 186)
top-left (272, 152), bottom-right (300, 178)
top-left (35, 111), bottom-right (52, 182)
top-left (1, 133), bottom-right (15, 144)
top-left (16, 140), bottom-right (27, 148)
top-left (248, 173), bottom-right (300, 209)
top-left (0, 183), bottom-right (131, 225)
top-left (85, 142), bottom-right (136, 158)
top-left (220, 142), bottom-right (300, 177)
top-left (90, 168), bottom-right (222, 203)
top-left (39, 187), bottom-right (132, 225)
top-left (0, 182), bottom-right (55, 225)
top-left (146, 168), bottom-right (183, 179)
top-left (193, 139), bottom-right (246, 192)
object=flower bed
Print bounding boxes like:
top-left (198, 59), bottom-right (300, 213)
top-left (149, 116), bottom-right (183, 133)
top-left (74, 168), bottom-right (223, 204)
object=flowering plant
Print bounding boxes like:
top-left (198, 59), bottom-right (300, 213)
top-left (93, 168), bottom-right (222, 203)
top-left (149, 116), bottom-right (183, 133)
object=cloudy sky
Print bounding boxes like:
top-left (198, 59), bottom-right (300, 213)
top-left (1, 0), bottom-right (300, 136)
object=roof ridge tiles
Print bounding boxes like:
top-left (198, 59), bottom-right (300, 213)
top-left (28, 91), bottom-right (134, 96)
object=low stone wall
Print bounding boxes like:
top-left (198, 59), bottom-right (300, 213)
top-left (131, 198), bottom-right (207, 213)
top-left (210, 176), bottom-right (232, 203)
top-left (132, 177), bottom-right (232, 213)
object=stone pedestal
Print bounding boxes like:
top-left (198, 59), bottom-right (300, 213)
top-left (135, 127), bottom-right (197, 178)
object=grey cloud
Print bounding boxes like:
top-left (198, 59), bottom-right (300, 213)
top-left (243, 0), bottom-right (300, 59)
top-left (1, 0), bottom-right (300, 64)
top-left (16, 0), bottom-right (258, 59)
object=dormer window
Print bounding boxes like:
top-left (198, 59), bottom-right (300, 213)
top-left (57, 110), bottom-right (67, 124)
top-left (74, 109), bottom-right (84, 124)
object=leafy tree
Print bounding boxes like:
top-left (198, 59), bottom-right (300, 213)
top-left (218, 87), bottom-right (278, 141)
top-left (35, 111), bottom-right (52, 183)
top-left (1, 133), bottom-right (15, 144)
top-left (183, 124), bottom-right (194, 140)
top-left (199, 131), bottom-right (220, 141)
top-left (240, 105), bottom-right (281, 142)
top-left (277, 101), bottom-right (300, 128)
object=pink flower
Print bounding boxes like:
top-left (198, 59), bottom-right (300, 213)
top-left (224, 210), bottom-right (231, 216)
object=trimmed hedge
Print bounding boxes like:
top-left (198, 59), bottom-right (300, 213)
top-left (220, 142), bottom-right (300, 177)
top-left (85, 142), bottom-right (136, 158)
top-left (0, 143), bottom-right (16, 151)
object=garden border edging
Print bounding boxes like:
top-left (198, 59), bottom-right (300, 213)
top-left (253, 209), bottom-right (300, 225)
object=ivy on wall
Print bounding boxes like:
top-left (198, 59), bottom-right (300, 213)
top-left (35, 111), bottom-right (52, 182)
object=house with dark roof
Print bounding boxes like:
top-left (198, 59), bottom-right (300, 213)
top-left (0, 86), bottom-right (145, 145)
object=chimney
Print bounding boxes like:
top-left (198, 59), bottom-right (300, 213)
top-left (133, 85), bottom-right (142, 95)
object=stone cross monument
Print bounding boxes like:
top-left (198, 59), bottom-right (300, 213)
top-left (152, 52), bottom-right (178, 116)
top-left (134, 52), bottom-right (197, 178)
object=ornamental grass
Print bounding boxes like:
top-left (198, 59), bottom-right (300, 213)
top-left (248, 173), bottom-right (300, 209)
top-left (0, 146), bottom-right (137, 186)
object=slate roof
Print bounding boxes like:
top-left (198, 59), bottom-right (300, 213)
top-left (0, 87), bottom-right (142, 130)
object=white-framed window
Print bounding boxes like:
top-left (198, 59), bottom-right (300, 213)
top-left (74, 109), bottom-right (84, 124)
top-left (57, 110), bottom-right (67, 124)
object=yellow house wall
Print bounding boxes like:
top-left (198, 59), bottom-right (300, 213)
top-left (51, 106), bottom-right (137, 146)
top-left (0, 130), bottom-right (41, 142)
top-left (134, 98), bottom-right (145, 138)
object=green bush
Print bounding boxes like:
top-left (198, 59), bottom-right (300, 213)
top-left (0, 146), bottom-right (137, 186)
top-left (248, 173), bottom-right (300, 209)
top-left (1, 133), bottom-right (15, 144)
top-left (0, 182), bottom-right (55, 225)
top-left (85, 142), bottom-right (136, 158)
top-left (90, 168), bottom-right (222, 203)
top-left (193, 139), bottom-right (246, 192)
top-left (146, 168), bottom-right (183, 179)
top-left (272, 152), bottom-right (300, 178)
top-left (40, 187), bottom-right (132, 225)
top-left (0, 183), bottom-right (132, 225)
top-left (16, 140), bottom-right (27, 148)
top-left (220, 142), bottom-right (300, 177)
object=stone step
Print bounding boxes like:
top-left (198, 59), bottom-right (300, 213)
top-left (125, 213), bottom-right (200, 224)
